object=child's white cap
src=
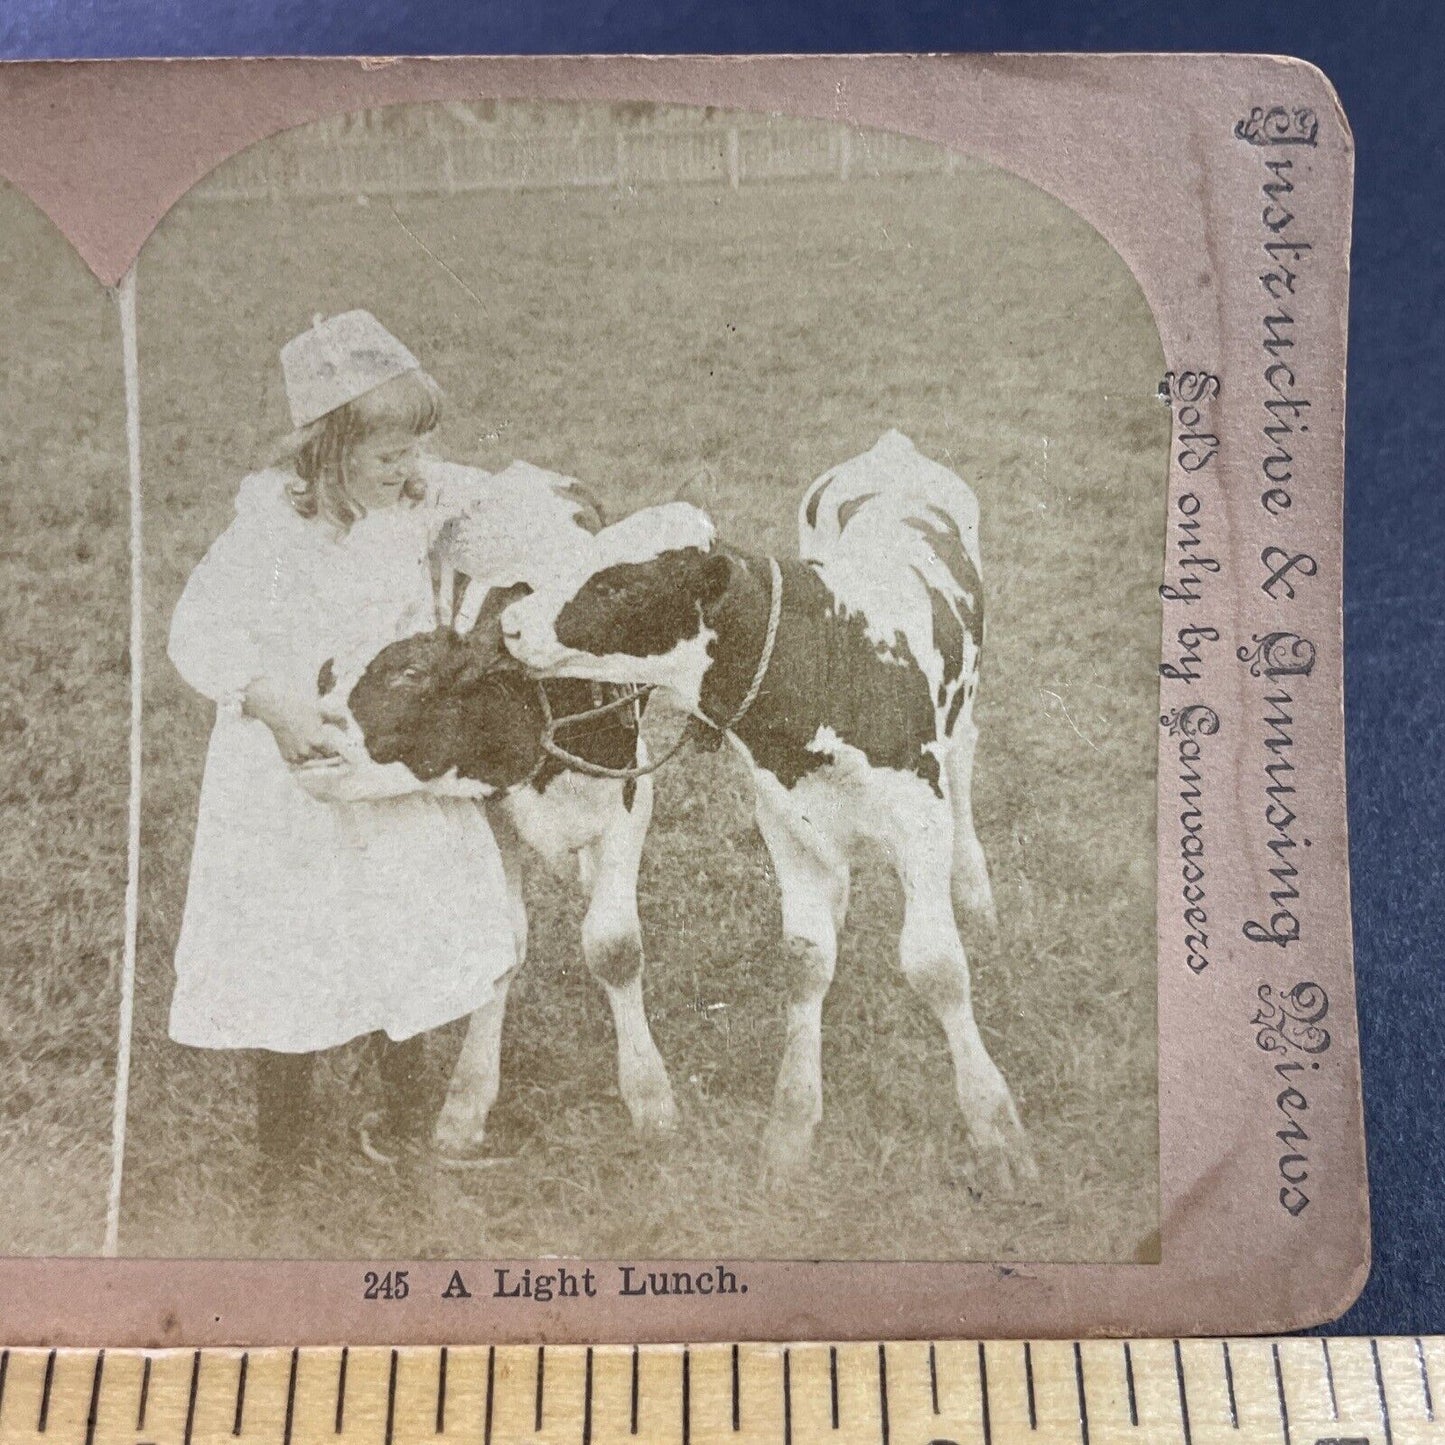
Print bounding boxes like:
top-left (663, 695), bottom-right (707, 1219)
top-left (280, 310), bottom-right (422, 428)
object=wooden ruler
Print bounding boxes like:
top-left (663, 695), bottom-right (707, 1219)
top-left (0, 1339), bottom-right (1437, 1445)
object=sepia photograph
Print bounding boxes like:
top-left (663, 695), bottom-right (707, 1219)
top-left (0, 179), bottom-right (129, 1258)
top-left (6, 97), bottom-right (1167, 1267)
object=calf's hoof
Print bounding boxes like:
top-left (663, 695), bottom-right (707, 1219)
top-left (966, 1095), bottom-right (1039, 1196)
top-left (623, 1073), bottom-right (680, 1138)
top-left (433, 1095), bottom-right (492, 1160)
top-left (759, 1121), bottom-right (814, 1192)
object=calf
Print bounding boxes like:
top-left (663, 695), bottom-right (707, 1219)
top-left (305, 461), bottom-right (677, 1161)
top-left (500, 432), bottom-right (1034, 1187)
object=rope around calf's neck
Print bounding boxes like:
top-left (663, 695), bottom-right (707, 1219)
top-left (713, 554), bottom-right (784, 734)
top-left (534, 554), bottom-right (783, 782)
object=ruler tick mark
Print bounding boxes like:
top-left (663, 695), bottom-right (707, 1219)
top-left (336, 1348), bottom-right (349, 1435)
top-left (436, 1346), bottom-right (448, 1435)
top-left (1416, 1337), bottom-right (1435, 1421)
top-left (1073, 1342), bottom-right (1090, 1445)
top-left (830, 1346), bottom-right (840, 1429)
top-left (1222, 1342), bottom-right (1238, 1429)
top-left (1173, 1340), bottom-right (1192, 1445)
top-left (783, 1349), bottom-right (794, 1445)
top-left (1321, 1336), bottom-right (1339, 1421)
top-left (137, 1357), bottom-right (152, 1432)
top-left (630, 1345), bottom-right (640, 1436)
top-left (877, 1344), bottom-right (890, 1445)
top-left (1124, 1341), bottom-right (1138, 1428)
top-left (38, 1348), bottom-right (57, 1433)
top-left (1372, 1338), bottom-right (1394, 1445)
top-left (85, 1349), bottom-right (106, 1445)
top-left (234, 1352), bottom-right (249, 1437)
top-left (978, 1343), bottom-right (993, 1445)
top-left (0, 1348), bottom-right (9, 1424)
top-left (484, 1348), bottom-right (495, 1445)
top-left (582, 1348), bottom-right (593, 1445)
top-left (283, 1348), bottom-right (298, 1445)
top-left (1271, 1342), bottom-right (1290, 1445)
top-left (683, 1348), bottom-right (692, 1445)
top-left (928, 1343), bottom-right (938, 1417)
top-left (385, 1350), bottom-right (399, 1445)
top-left (536, 1346), bottom-right (545, 1433)
top-left (730, 1344), bottom-right (739, 1433)
top-left (1024, 1342), bottom-right (1037, 1431)
top-left (184, 1350), bottom-right (201, 1445)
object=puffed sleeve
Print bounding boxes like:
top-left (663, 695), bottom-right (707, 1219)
top-left (167, 473), bottom-right (289, 705)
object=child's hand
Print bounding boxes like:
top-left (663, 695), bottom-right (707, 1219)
top-left (242, 678), bottom-right (344, 765)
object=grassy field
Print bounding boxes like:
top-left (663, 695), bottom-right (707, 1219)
top-left (7, 122), bottom-right (1169, 1263)
top-left (0, 184), bottom-right (128, 1255)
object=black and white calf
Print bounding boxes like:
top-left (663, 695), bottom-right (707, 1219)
top-left (303, 461), bottom-right (677, 1160)
top-left (501, 432), bottom-right (1033, 1186)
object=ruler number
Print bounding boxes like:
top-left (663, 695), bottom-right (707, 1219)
top-left (1314, 1439), bottom-right (1371, 1444)
top-left (362, 1270), bottom-right (411, 1301)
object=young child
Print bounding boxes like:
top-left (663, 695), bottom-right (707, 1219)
top-left (167, 311), bottom-right (516, 1196)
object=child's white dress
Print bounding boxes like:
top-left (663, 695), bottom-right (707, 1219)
top-left (167, 465), bottom-right (516, 1052)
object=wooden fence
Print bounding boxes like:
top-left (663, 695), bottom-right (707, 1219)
top-left (190, 120), bottom-right (970, 202)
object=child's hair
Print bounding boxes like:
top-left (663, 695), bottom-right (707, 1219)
top-left (281, 369), bottom-right (443, 531)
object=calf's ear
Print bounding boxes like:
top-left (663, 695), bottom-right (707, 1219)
top-left (698, 550), bottom-right (734, 617)
top-left (461, 620), bottom-right (509, 677)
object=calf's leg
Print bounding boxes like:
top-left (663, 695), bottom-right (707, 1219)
top-left (944, 717), bottom-right (997, 929)
top-left (433, 818), bottom-right (527, 1159)
top-left (580, 775), bottom-right (678, 1135)
top-left (890, 789), bottom-right (1035, 1191)
top-left (752, 773), bottom-right (849, 1182)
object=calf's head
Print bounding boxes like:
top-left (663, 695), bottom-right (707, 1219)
top-left (319, 583), bottom-right (546, 790)
top-left (501, 503), bottom-right (732, 705)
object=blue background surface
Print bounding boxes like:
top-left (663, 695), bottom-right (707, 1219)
top-left (2, 0), bottom-right (1441, 1336)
